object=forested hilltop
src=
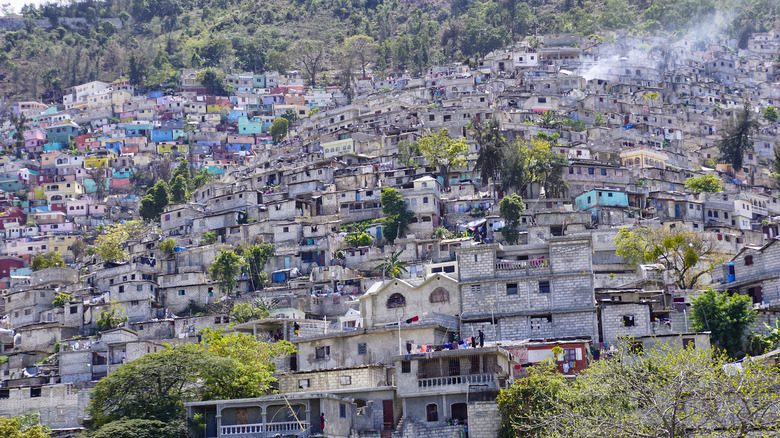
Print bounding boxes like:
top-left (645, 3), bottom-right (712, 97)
top-left (1, 0), bottom-right (779, 101)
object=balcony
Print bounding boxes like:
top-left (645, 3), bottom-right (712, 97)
top-left (221, 421), bottom-right (308, 436)
top-left (495, 258), bottom-right (551, 277)
top-left (417, 372), bottom-right (496, 389)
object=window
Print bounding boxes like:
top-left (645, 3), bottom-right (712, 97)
top-left (588, 167), bottom-right (594, 175)
top-left (538, 281), bottom-right (550, 294)
top-left (387, 293), bottom-right (406, 308)
top-left (137, 285), bottom-right (143, 291)
top-left (70, 306), bottom-right (78, 314)
top-left (315, 346), bottom-right (331, 360)
top-left (423, 197), bottom-right (429, 204)
top-left (401, 361), bottom-right (411, 373)
top-left (426, 404), bottom-right (439, 422)
top-left (30, 387), bottom-right (41, 398)
top-left (118, 285), bottom-right (124, 293)
top-left (298, 379), bottom-right (310, 388)
top-left (471, 284), bottom-right (481, 294)
top-left (601, 168), bottom-right (607, 176)
top-left (623, 315), bottom-right (635, 327)
top-left (130, 300), bottom-right (139, 306)
top-left (340, 403), bottom-right (347, 418)
top-left (429, 287), bottom-right (450, 303)
top-left (745, 255), bottom-right (753, 266)
top-left (340, 375), bottom-right (352, 385)
top-left (563, 348), bottom-right (577, 361)
top-left (537, 97), bottom-right (547, 103)
top-left (358, 343), bottom-right (367, 355)
top-left (506, 283), bottom-right (518, 295)
top-left (283, 227), bottom-right (289, 232)
top-left (683, 338), bottom-right (696, 349)
top-left (0, 389), bottom-right (8, 399)
top-left (178, 290), bottom-right (185, 296)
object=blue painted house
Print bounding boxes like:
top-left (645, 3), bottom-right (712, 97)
top-left (574, 188), bottom-right (630, 225)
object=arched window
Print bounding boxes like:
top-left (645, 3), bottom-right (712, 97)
top-left (429, 287), bottom-right (450, 303)
top-left (426, 404), bottom-right (439, 422)
top-left (387, 293), bottom-right (406, 308)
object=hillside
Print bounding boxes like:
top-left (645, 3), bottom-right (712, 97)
top-left (0, 0), bottom-right (779, 102)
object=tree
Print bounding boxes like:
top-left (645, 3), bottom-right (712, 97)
top-left (294, 40), bottom-right (325, 86)
top-left (269, 118), bottom-right (288, 144)
top-left (139, 181), bottom-right (169, 222)
top-left (69, 239), bottom-right (87, 261)
top-left (498, 193), bottom-right (526, 244)
top-left (196, 68), bottom-right (228, 95)
top-left (169, 174), bottom-right (188, 204)
top-left (280, 109), bottom-right (298, 124)
top-left (416, 128), bottom-right (468, 189)
top-left (498, 343), bottom-right (780, 437)
top-left (375, 249), bottom-right (408, 278)
top-left (471, 116), bottom-right (507, 202)
top-left (691, 288), bottom-right (756, 358)
top-left (773, 146), bottom-right (780, 189)
top-left (96, 301), bottom-right (128, 333)
top-left (684, 174), bottom-right (723, 193)
top-left (344, 35), bottom-right (378, 78)
top-left (503, 136), bottom-right (568, 199)
top-left (717, 100), bottom-right (759, 172)
top-left (86, 343), bottom-right (209, 429)
top-left (88, 167), bottom-right (107, 201)
top-left (230, 300), bottom-right (274, 324)
top-left (243, 244), bottom-right (275, 291)
top-left (93, 221), bottom-right (145, 263)
top-left (201, 232), bottom-right (217, 245)
top-left (8, 111), bottom-right (29, 159)
top-left (31, 251), bottom-right (64, 271)
top-left (0, 412), bottom-right (51, 438)
top-left (198, 328), bottom-right (295, 400)
top-left (397, 139), bottom-right (420, 168)
top-left (127, 55), bottom-right (146, 88)
top-left (614, 227), bottom-right (718, 290)
top-left (82, 419), bottom-right (185, 438)
top-left (209, 250), bottom-right (246, 296)
top-left (381, 188), bottom-right (413, 244)
top-left (763, 105), bottom-right (779, 122)
top-left (51, 292), bottom-right (73, 308)
top-left (158, 238), bottom-right (176, 259)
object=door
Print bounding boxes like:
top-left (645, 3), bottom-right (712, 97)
top-left (235, 408), bottom-right (248, 425)
top-left (451, 403), bottom-right (468, 424)
top-left (382, 400), bottom-right (394, 431)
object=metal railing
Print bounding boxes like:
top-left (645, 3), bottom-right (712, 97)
top-left (417, 373), bottom-right (495, 388)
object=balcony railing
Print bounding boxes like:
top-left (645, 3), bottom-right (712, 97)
top-left (495, 258), bottom-right (550, 271)
top-left (267, 421), bottom-right (308, 433)
top-left (221, 423), bottom-right (264, 435)
top-left (417, 373), bottom-right (495, 388)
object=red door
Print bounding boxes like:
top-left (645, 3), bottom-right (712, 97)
top-left (382, 400), bottom-right (394, 437)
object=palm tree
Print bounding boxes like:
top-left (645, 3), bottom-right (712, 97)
top-left (375, 250), bottom-right (408, 279)
top-left (471, 116), bottom-right (507, 206)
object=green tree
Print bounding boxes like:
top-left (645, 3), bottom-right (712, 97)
top-left (198, 328), bottom-right (295, 400)
top-left (269, 118), bottom-right (288, 144)
top-left (381, 188), bottom-right (413, 244)
top-left (196, 68), bottom-right (228, 95)
top-left (375, 249), bottom-right (408, 278)
top-left (0, 412), bottom-right (51, 438)
top-left (503, 136), bottom-right (568, 199)
top-left (691, 288), bottom-right (756, 358)
top-left (139, 181), bottom-right (169, 222)
top-left (86, 343), bottom-right (208, 429)
top-left (614, 227), bottom-right (718, 290)
top-left (158, 238), bottom-right (176, 258)
top-left (498, 193), bottom-right (526, 244)
top-left (169, 174), bottom-right (188, 204)
top-left (209, 250), bottom-right (246, 296)
top-left (772, 146), bottom-right (780, 189)
top-left (243, 244), bottom-right (275, 291)
top-left (201, 232), bottom-right (217, 245)
top-left (96, 301), bottom-right (128, 333)
top-left (9, 112), bottom-right (29, 159)
top-left (471, 116), bottom-right (507, 202)
top-left (230, 300), bottom-right (274, 324)
top-left (344, 34), bottom-right (378, 78)
top-left (69, 239), bottom-right (88, 261)
top-left (416, 128), bottom-right (468, 189)
top-left (92, 221), bottom-right (145, 263)
top-left (397, 139), bottom-right (420, 168)
top-left (82, 419), bottom-right (185, 438)
top-left (684, 174), bottom-right (723, 193)
top-left (718, 100), bottom-right (759, 172)
top-left (51, 292), bottom-right (73, 308)
top-left (763, 105), bottom-right (779, 122)
top-left (497, 343), bottom-right (780, 437)
top-left (31, 251), bottom-right (64, 271)
top-left (497, 360), bottom-right (566, 437)
top-left (280, 109), bottom-right (298, 124)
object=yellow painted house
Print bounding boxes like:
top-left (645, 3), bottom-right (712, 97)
top-left (206, 104), bottom-right (222, 113)
top-left (157, 142), bottom-right (189, 154)
top-left (48, 235), bottom-right (78, 259)
top-left (43, 181), bottom-right (85, 203)
top-left (83, 152), bottom-right (116, 169)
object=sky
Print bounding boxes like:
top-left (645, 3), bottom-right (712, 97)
top-left (1, 0), bottom-right (61, 14)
